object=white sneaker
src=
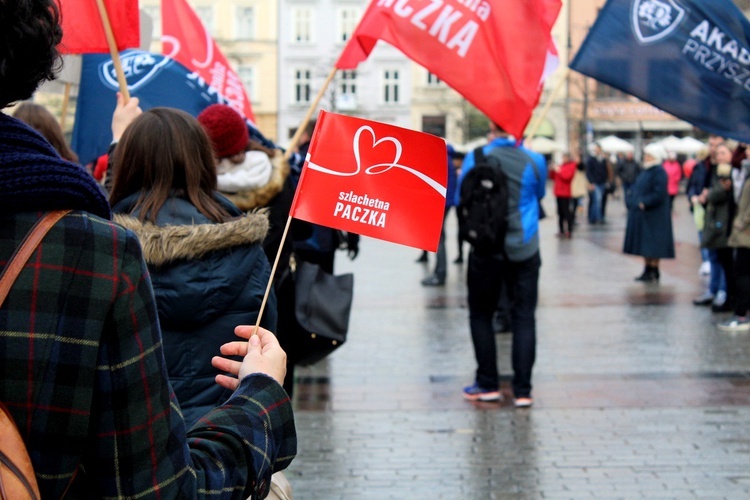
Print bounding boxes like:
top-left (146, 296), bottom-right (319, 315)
top-left (713, 290), bottom-right (727, 307)
top-left (699, 262), bottom-right (711, 275)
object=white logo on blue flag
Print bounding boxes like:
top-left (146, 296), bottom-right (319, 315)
top-left (631, 0), bottom-right (686, 44)
top-left (99, 50), bottom-right (171, 92)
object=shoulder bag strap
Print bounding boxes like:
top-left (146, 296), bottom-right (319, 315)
top-left (0, 210), bottom-right (71, 308)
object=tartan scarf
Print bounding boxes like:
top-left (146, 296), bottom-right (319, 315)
top-left (0, 112), bottom-right (110, 219)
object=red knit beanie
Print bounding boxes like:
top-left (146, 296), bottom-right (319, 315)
top-left (197, 104), bottom-right (249, 158)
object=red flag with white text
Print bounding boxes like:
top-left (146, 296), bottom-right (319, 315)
top-left (56, 0), bottom-right (140, 54)
top-left (336, 0), bottom-right (562, 139)
top-left (162, 0), bottom-right (256, 123)
top-left (290, 111), bottom-right (448, 252)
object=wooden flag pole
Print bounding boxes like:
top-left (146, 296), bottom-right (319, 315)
top-left (252, 66), bottom-right (337, 333)
top-left (59, 82), bottom-right (72, 130)
top-left (253, 215), bottom-right (294, 332)
top-left (95, 0), bottom-right (130, 101)
top-left (283, 66), bottom-right (338, 161)
top-left (525, 67), bottom-right (569, 142)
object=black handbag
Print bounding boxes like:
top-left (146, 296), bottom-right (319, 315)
top-left (276, 261), bottom-right (354, 366)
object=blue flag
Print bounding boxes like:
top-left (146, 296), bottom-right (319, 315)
top-left (72, 50), bottom-right (274, 167)
top-left (570, 0), bottom-right (750, 143)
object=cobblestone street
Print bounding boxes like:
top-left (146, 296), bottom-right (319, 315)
top-left (285, 194), bottom-right (750, 499)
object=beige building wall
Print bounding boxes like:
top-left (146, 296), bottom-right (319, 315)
top-left (141, 0), bottom-right (279, 141)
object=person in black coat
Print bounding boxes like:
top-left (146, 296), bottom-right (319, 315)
top-left (623, 147), bottom-right (675, 282)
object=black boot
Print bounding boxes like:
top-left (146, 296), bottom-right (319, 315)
top-left (635, 266), bottom-right (659, 283)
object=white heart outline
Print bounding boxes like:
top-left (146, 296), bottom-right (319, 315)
top-left (305, 125), bottom-right (446, 197)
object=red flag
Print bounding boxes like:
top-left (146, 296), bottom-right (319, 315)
top-left (162, 0), bottom-right (256, 124)
top-left (56, 0), bottom-right (140, 54)
top-left (290, 111), bottom-right (447, 252)
top-left (336, 0), bottom-right (562, 139)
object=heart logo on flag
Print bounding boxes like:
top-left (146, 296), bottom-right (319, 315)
top-left (306, 125), bottom-right (445, 196)
top-left (355, 126), bottom-right (402, 175)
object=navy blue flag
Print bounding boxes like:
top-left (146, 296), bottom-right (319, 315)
top-left (72, 50), bottom-right (274, 166)
top-left (570, 0), bottom-right (750, 143)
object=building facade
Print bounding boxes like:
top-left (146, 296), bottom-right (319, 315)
top-left (276, 0), bottom-right (413, 149)
top-left (141, 0), bottom-right (279, 140)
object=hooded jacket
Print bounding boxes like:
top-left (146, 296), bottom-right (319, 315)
top-left (112, 194), bottom-right (277, 427)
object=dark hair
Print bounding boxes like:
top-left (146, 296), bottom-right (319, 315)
top-left (12, 101), bottom-right (78, 162)
top-left (109, 107), bottom-right (231, 224)
top-left (0, 0), bottom-right (62, 108)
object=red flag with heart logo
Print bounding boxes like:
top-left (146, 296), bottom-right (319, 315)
top-left (290, 111), bottom-right (448, 252)
top-left (56, 0), bottom-right (140, 54)
top-left (336, 0), bottom-right (561, 139)
top-left (162, 0), bottom-right (256, 123)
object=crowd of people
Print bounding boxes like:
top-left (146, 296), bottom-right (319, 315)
top-left (547, 136), bottom-right (749, 332)
top-left (3, 2), bottom-right (750, 497)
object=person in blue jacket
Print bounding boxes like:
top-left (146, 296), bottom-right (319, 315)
top-left (109, 107), bottom-right (277, 426)
top-left (456, 121), bottom-right (546, 407)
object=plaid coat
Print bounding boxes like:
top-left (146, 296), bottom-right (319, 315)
top-left (0, 210), bottom-right (296, 499)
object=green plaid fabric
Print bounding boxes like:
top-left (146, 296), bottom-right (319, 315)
top-left (0, 211), bottom-right (296, 499)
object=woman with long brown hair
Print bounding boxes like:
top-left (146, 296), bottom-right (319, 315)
top-left (12, 101), bottom-right (78, 162)
top-left (110, 107), bottom-right (278, 426)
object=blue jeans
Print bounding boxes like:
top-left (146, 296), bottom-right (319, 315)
top-left (708, 249), bottom-right (726, 295)
top-left (467, 251), bottom-right (541, 398)
top-left (433, 207), bottom-right (451, 281)
top-left (588, 184), bottom-right (605, 223)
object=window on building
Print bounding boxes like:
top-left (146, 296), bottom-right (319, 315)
top-left (235, 7), bottom-right (255, 40)
top-left (294, 68), bottom-right (312, 104)
top-left (142, 6), bottom-right (161, 40)
top-left (340, 70), bottom-right (357, 96)
top-left (238, 66), bottom-right (256, 101)
top-left (383, 69), bottom-right (400, 104)
top-left (426, 72), bottom-right (441, 86)
top-left (422, 115), bottom-right (446, 138)
top-left (195, 6), bottom-right (214, 36)
top-left (292, 7), bottom-right (313, 43)
top-left (338, 8), bottom-right (360, 42)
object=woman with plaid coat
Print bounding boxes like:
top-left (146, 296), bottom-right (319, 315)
top-left (0, 1), bottom-right (295, 498)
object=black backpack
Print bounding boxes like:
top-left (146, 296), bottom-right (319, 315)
top-left (458, 146), bottom-right (509, 254)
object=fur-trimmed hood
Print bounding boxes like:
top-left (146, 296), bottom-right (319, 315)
top-left (113, 211), bottom-right (268, 266)
top-left (223, 153), bottom-right (290, 210)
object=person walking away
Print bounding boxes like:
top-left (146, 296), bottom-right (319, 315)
top-left (0, 2), bottom-right (296, 497)
top-left (109, 107), bottom-right (278, 427)
top-left (623, 147), bottom-right (675, 282)
top-left (586, 144), bottom-right (609, 224)
top-left (616, 150), bottom-right (641, 203)
top-left (456, 121), bottom-right (546, 407)
top-left (422, 143), bottom-right (458, 286)
top-left (700, 156), bottom-right (737, 314)
top-left (662, 151), bottom-right (683, 210)
top-left (720, 157), bottom-right (750, 330)
top-left (453, 150), bottom-right (467, 263)
top-left (552, 152), bottom-right (577, 238)
top-left (570, 152), bottom-right (588, 227)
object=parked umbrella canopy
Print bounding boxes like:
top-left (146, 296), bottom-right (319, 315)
top-left (592, 135), bottom-right (634, 154)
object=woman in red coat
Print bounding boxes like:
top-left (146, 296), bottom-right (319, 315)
top-left (552, 152), bottom-right (578, 238)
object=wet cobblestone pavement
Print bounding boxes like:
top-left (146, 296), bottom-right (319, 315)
top-left (285, 195), bottom-right (750, 499)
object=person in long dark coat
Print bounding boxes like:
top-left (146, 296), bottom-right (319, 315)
top-left (623, 147), bottom-right (675, 282)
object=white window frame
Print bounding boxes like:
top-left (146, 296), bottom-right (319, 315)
top-left (292, 7), bottom-right (313, 43)
top-left (337, 7), bottom-right (360, 43)
top-left (294, 68), bottom-right (312, 104)
top-left (382, 69), bottom-right (400, 104)
top-left (238, 65), bottom-right (256, 102)
top-left (235, 6), bottom-right (256, 40)
top-left (426, 72), bottom-right (442, 86)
